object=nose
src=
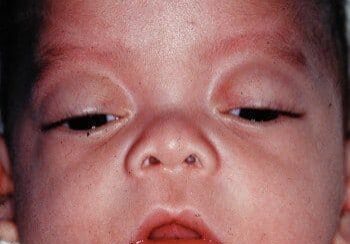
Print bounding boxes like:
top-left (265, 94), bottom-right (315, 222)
top-left (125, 114), bottom-right (219, 177)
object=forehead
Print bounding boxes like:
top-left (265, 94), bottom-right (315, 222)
top-left (39, 0), bottom-right (314, 59)
top-left (36, 0), bottom-right (331, 100)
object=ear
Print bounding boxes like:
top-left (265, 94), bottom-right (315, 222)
top-left (334, 140), bottom-right (350, 243)
top-left (0, 136), bottom-right (18, 242)
top-left (0, 137), bottom-right (13, 196)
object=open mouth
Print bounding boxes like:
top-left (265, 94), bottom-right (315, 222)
top-left (148, 222), bottom-right (201, 240)
top-left (132, 209), bottom-right (221, 244)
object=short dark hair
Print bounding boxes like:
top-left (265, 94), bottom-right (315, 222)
top-left (0, 0), bottom-right (348, 143)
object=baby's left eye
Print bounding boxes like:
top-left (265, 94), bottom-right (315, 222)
top-left (228, 108), bottom-right (300, 122)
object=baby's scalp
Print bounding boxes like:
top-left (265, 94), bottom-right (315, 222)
top-left (0, 0), bottom-right (349, 243)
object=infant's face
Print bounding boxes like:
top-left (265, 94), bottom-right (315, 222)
top-left (12, 0), bottom-right (345, 243)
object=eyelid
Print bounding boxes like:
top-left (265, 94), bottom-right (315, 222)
top-left (40, 113), bottom-right (121, 132)
top-left (62, 114), bottom-right (118, 128)
top-left (227, 108), bottom-right (302, 117)
top-left (59, 114), bottom-right (118, 125)
top-left (225, 107), bottom-right (303, 123)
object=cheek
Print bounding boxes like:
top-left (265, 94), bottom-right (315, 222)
top-left (12, 119), bottom-right (138, 243)
top-left (208, 114), bottom-right (344, 242)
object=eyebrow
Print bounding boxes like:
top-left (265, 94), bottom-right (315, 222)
top-left (37, 44), bottom-right (99, 70)
top-left (38, 31), bottom-right (309, 82)
top-left (38, 44), bottom-right (74, 64)
top-left (202, 32), bottom-right (308, 72)
top-left (36, 39), bottom-right (131, 74)
top-left (36, 44), bottom-right (79, 75)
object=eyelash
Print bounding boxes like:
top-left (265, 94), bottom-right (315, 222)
top-left (41, 106), bottom-right (301, 132)
top-left (227, 107), bottom-right (302, 122)
top-left (41, 114), bottom-right (118, 132)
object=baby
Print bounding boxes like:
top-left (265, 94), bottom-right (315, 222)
top-left (0, 0), bottom-right (349, 243)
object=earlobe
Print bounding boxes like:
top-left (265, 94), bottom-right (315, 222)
top-left (0, 136), bottom-right (18, 242)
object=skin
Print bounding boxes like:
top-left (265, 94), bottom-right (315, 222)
top-left (0, 0), bottom-right (349, 243)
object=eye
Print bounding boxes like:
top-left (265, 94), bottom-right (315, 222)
top-left (41, 114), bottom-right (118, 132)
top-left (63, 114), bottom-right (117, 130)
top-left (228, 108), bottom-right (301, 122)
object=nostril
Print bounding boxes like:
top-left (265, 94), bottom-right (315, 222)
top-left (184, 154), bottom-right (196, 164)
top-left (148, 156), bottom-right (161, 165)
top-left (142, 155), bottom-right (161, 168)
top-left (183, 154), bottom-right (202, 168)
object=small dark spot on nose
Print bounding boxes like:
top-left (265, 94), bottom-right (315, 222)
top-left (184, 154), bottom-right (197, 165)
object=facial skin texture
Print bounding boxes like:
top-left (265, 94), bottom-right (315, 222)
top-left (0, 0), bottom-right (349, 243)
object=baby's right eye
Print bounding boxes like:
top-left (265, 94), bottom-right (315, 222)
top-left (42, 114), bottom-right (118, 132)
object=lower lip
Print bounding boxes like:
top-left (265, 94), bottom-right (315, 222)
top-left (133, 223), bottom-right (219, 244)
top-left (134, 240), bottom-right (216, 244)
top-left (149, 223), bottom-right (201, 240)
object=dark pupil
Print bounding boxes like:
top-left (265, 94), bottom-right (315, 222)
top-left (239, 109), bottom-right (279, 122)
top-left (67, 115), bottom-right (108, 130)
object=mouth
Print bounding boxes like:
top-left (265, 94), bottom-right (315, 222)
top-left (132, 209), bottom-right (221, 244)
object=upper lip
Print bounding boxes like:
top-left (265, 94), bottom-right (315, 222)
top-left (134, 208), bottom-right (221, 243)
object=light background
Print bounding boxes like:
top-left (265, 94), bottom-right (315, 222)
top-left (0, 3), bottom-right (350, 133)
